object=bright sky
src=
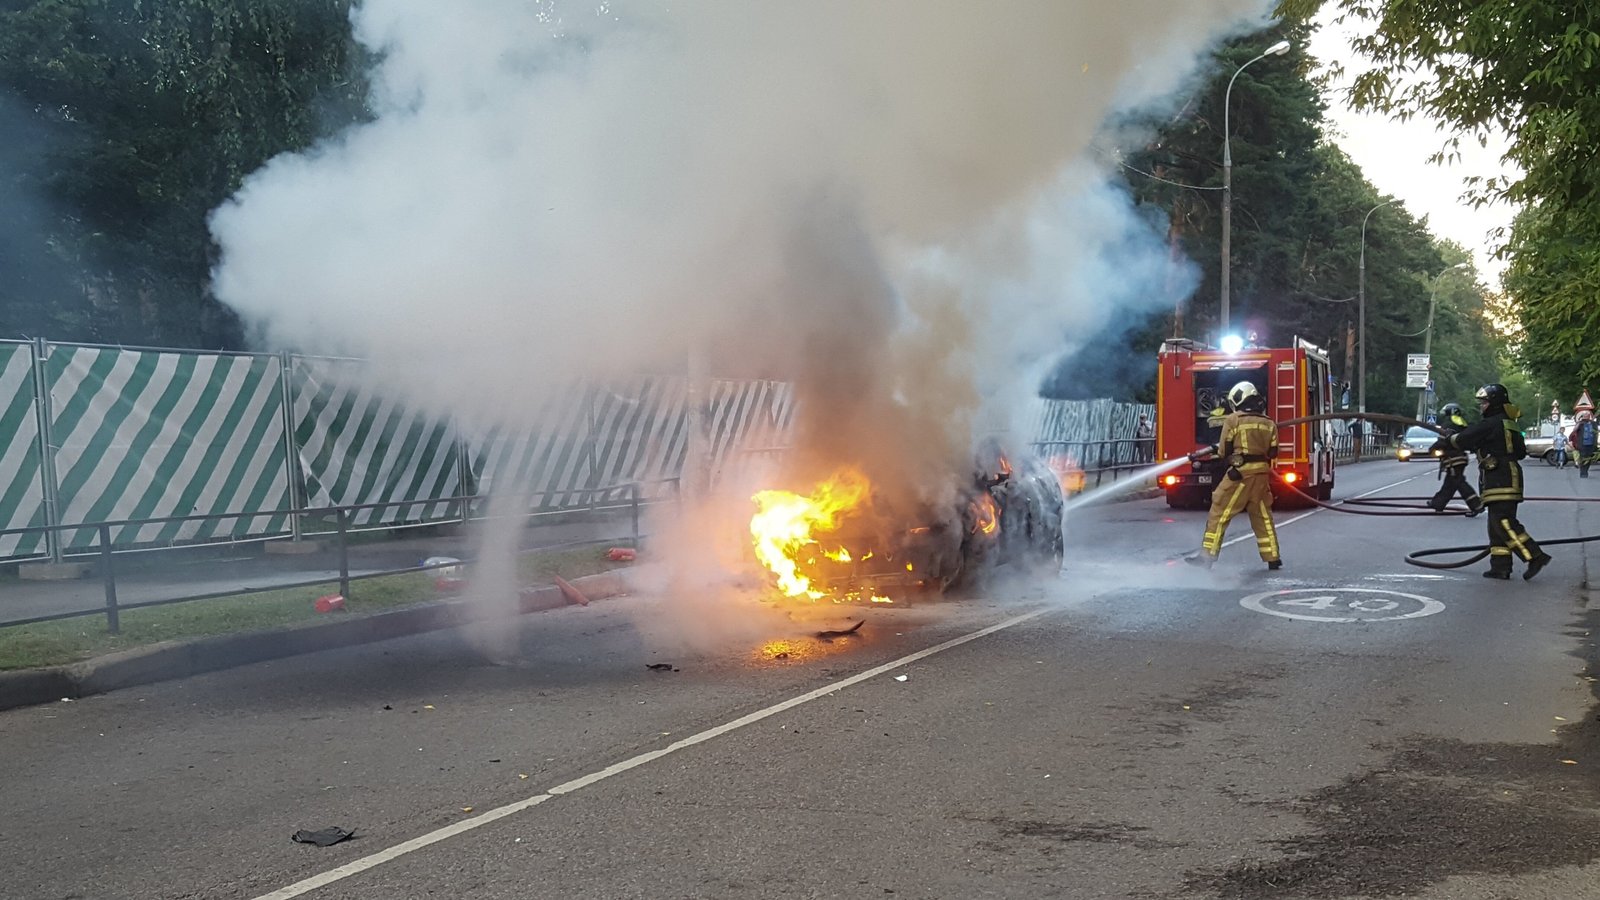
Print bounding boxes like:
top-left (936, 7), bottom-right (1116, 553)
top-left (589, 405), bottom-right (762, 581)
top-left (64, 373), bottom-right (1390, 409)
top-left (1306, 11), bottom-right (1519, 287)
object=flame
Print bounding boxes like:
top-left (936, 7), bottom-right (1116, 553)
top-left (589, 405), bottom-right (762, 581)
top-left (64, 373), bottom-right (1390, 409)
top-left (1046, 456), bottom-right (1086, 494)
top-left (970, 493), bottom-right (999, 535)
top-left (750, 469), bottom-right (871, 600)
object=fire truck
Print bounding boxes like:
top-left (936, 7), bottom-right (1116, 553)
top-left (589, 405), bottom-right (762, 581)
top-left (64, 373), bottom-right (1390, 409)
top-left (1155, 336), bottom-right (1337, 509)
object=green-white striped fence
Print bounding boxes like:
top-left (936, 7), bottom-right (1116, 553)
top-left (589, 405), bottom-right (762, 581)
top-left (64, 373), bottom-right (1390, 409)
top-left (0, 341), bottom-right (48, 559)
top-left (0, 340), bottom-right (816, 562)
top-left (290, 356), bottom-right (464, 528)
top-left (44, 343), bottom-right (294, 552)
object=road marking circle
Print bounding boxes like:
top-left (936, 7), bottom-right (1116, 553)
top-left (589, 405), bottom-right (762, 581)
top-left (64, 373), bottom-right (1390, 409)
top-left (1240, 587), bottom-right (1444, 623)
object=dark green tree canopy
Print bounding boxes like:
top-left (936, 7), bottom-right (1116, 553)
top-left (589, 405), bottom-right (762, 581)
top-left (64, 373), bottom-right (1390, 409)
top-left (1277, 0), bottom-right (1599, 403)
top-left (0, 0), bottom-right (368, 347)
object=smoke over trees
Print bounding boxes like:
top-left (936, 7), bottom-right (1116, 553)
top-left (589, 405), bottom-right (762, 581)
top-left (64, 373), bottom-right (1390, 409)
top-left (1048, 18), bottom-right (1508, 415)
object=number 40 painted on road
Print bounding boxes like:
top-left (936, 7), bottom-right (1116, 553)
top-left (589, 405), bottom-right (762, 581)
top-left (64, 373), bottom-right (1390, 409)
top-left (1277, 595), bottom-right (1399, 613)
top-left (1239, 588), bottom-right (1445, 623)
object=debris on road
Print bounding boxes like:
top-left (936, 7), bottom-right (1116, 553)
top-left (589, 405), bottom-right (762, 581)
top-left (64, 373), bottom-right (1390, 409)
top-left (646, 663), bottom-right (679, 672)
top-left (292, 827), bottom-right (354, 847)
top-left (554, 575), bottom-right (591, 606)
top-left (894, 674), bottom-right (909, 682)
top-left (425, 557), bottom-right (466, 592)
top-left (816, 620), bottom-right (864, 640)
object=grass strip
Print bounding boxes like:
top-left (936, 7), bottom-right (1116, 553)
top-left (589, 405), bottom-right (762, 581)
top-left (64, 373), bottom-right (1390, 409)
top-left (0, 546), bottom-right (621, 671)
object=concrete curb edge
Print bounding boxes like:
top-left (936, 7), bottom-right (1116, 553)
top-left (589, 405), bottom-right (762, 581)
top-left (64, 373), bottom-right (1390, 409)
top-left (0, 571), bottom-right (631, 713)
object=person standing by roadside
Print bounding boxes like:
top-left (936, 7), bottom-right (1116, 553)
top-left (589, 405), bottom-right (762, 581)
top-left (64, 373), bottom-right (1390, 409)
top-left (1572, 411), bottom-right (1598, 478)
top-left (1135, 414), bottom-right (1154, 464)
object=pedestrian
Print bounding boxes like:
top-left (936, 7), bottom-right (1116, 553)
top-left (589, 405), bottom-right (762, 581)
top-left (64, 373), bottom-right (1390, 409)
top-left (1433, 383), bottom-right (1551, 580)
top-left (1554, 424), bottom-right (1569, 468)
top-left (1188, 381), bottom-right (1281, 570)
top-left (1349, 419), bottom-right (1364, 457)
top-left (1572, 411), bottom-right (1598, 478)
top-left (1428, 403), bottom-right (1483, 516)
top-left (1135, 414), bottom-right (1154, 464)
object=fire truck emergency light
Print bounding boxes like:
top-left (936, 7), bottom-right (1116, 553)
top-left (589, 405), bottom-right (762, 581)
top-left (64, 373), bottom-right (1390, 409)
top-left (1219, 334), bottom-right (1245, 354)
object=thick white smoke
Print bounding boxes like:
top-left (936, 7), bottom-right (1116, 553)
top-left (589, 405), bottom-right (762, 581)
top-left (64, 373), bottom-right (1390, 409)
top-left (210, 0), bottom-right (1268, 581)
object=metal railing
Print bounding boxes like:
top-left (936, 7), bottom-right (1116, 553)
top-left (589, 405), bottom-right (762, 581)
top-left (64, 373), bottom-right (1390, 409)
top-left (0, 481), bottom-right (676, 634)
top-left (1030, 438), bottom-right (1156, 493)
top-left (1330, 432), bottom-right (1396, 462)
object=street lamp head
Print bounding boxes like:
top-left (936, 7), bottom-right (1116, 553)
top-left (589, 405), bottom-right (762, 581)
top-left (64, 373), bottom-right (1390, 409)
top-left (1266, 40), bottom-right (1291, 56)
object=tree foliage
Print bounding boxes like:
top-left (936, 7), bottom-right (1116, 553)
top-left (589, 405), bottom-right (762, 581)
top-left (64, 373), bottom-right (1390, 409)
top-left (0, 0), bottom-right (367, 347)
top-left (1053, 19), bottom-right (1509, 415)
top-left (1277, 0), bottom-right (1600, 407)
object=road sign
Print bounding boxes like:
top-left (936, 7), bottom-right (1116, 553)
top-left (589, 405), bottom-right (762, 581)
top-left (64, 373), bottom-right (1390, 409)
top-left (1405, 370), bottom-right (1429, 389)
top-left (1240, 588), bottom-right (1445, 623)
top-left (1426, 379), bottom-right (1435, 391)
top-left (1407, 353), bottom-right (1431, 370)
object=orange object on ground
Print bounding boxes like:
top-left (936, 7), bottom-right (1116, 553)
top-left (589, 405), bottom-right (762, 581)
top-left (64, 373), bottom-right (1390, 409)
top-left (314, 594), bottom-right (346, 613)
top-left (606, 547), bottom-right (637, 562)
top-left (553, 576), bottom-right (590, 606)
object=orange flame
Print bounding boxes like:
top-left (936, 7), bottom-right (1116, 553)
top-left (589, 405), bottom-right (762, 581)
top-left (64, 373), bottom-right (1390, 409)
top-left (971, 493), bottom-right (999, 535)
top-left (750, 469), bottom-right (884, 601)
top-left (1046, 457), bottom-right (1086, 494)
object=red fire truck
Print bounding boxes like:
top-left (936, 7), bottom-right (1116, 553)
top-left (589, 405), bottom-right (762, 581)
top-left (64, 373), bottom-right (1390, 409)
top-left (1155, 337), bottom-right (1337, 508)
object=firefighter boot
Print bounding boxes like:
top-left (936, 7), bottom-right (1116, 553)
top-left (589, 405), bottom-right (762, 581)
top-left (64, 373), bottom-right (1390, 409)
top-left (1524, 553), bottom-right (1553, 581)
top-left (1267, 560), bottom-right (1282, 571)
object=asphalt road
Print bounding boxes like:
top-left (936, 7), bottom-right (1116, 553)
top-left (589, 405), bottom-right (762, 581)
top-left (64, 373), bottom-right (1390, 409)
top-left (7, 460), bottom-right (1600, 900)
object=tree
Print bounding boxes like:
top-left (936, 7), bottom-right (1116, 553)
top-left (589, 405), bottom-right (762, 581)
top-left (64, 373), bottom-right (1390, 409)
top-left (1063, 18), bottom-right (1511, 416)
top-left (0, 0), bottom-right (368, 348)
top-left (1276, 0), bottom-right (1600, 405)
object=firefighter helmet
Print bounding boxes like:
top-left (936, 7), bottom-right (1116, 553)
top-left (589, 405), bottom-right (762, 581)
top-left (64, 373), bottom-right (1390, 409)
top-left (1439, 402), bottom-right (1463, 419)
top-left (1227, 381), bottom-right (1262, 411)
top-left (1475, 383), bottom-right (1510, 409)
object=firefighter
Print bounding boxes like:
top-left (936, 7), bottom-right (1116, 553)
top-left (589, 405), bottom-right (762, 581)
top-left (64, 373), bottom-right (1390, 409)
top-left (1428, 402), bottom-right (1483, 516)
top-left (1188, 381), bottom-right (1281, 570)
top-left (1432, 383), bottom-right (1552, 580)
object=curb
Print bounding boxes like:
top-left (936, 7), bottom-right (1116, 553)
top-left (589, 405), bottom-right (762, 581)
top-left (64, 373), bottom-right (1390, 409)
top-left (0, 571), bottom-right (630, 713)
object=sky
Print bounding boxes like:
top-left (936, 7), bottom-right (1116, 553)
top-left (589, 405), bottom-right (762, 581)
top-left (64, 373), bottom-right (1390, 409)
top-left (1306, 10), bottom-right (1519, 287)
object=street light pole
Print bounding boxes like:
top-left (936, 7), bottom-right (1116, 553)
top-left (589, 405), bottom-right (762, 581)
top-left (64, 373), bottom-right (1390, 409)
top-left (1415, 261), bottom-right (1471, 420)
top-left (1220, 39), bottom-right (1291, 336)
top-left (1358, 197), bottom-right (1400, 414)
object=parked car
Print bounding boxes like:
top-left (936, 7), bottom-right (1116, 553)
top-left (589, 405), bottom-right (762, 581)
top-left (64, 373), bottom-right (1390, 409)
top-left (1395, 426), bottom-right (1441, 462)
top-left (1524, 429), bottom-right (1558, 463)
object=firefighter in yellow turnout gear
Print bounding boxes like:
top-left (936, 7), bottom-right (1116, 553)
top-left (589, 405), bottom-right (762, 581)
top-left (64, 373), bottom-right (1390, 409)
top-left (1190, 381), bottom-right (1282, 570)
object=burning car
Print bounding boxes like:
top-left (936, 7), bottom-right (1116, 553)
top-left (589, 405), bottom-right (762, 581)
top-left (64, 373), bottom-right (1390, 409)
top-left (749, 447), bottom-right (1064, 602)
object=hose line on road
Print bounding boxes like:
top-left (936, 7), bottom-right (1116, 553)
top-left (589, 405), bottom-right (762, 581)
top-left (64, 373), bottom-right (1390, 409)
top-left (1265, 413), bottom-right (1600, 568)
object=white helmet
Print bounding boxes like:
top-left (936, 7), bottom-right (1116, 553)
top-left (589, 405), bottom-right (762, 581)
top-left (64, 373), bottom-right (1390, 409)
top-left (1227, 381), bottom-right (1260, 410)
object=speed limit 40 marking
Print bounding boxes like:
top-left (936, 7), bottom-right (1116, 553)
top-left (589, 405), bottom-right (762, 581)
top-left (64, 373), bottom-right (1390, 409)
top-left (1240, 588), bottom-right (1444, 623)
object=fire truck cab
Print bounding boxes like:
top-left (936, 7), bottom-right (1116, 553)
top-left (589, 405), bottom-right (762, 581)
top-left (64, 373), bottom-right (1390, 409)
top-left (1155, 337), bottom-right (1337, 509)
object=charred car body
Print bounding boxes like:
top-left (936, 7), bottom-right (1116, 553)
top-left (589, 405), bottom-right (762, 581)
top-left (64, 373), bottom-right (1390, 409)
top-left (812, 449), bottom-right (1065, 597)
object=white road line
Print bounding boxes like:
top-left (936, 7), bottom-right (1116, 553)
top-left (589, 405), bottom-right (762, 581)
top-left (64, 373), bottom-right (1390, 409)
top-left (1219, 473), bottom-right (1421, 549)
top-left (250, 607), bottom-right (1052, 900)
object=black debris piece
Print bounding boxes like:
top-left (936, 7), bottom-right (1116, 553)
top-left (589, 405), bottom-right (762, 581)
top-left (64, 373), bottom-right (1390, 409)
top-left (292, 827), bottom-right (354, 847)
top-left (816, 620), bottom-right (864, 639)
top-left (646, 663), bottom-right (675, 672)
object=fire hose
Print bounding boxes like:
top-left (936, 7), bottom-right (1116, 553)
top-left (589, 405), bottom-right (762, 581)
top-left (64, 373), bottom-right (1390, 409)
top-left (1187, 411), bottom-right (1600, 570)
